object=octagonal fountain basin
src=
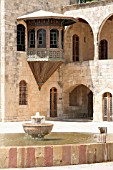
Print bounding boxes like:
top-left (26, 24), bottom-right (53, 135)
top-left (22, 123), bottom-right (53, 138)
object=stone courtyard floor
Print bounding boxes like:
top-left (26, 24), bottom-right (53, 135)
top-left (1, 119), bottom-right (113, 169)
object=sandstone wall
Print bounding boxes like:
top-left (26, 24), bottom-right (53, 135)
top-left (0, 0), bottom-right (5, 121)
top-left (0, 0), bottom-right (1, 120)
top-left (3, 0), bottom-right (70, 121)
top-left (2, 0), bottom-right (113, 121)
top-left (64, 22), bottom-right (94, 62)
top-left (61, 1), bottom-right (113, 121)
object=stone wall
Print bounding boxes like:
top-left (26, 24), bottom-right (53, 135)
top-left (0, 0), bottom-right (5, 122)
top-left (2, 0), bottom-right (113, 121)
top-left (61, 1), bottom-right (113, 121)
top-left (2, 0), bottom-right (70, 121)
top-left (0, 0), bottom-right (1, 120)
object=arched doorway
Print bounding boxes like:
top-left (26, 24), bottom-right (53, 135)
top-left (50, 87), bottom-right (57, 117)
top-left (102, 92), bottom-right (112, 121)
top-left (69, 85), bottom-right (93, 119)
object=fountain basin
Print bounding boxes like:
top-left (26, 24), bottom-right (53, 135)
top-left (0, 132), bottom-right (113, 168)
top-left (23, 123), bottom-right (53, 138)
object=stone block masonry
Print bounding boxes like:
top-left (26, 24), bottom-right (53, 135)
top-left (0, 142), bottom-right (113, 168)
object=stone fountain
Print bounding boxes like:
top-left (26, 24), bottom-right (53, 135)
top-left (22, 112), bottom-right (53, 138)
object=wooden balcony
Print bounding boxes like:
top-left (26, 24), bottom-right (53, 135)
top-left (27, 48), bottom-right (64, 61)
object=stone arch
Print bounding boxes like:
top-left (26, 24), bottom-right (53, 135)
top-left (98, 13), bottom-right (113, 42)
top-left (17, 20), bottom-right (27, 28)
top-left (64, 83), bottom-right (93, 94)
top-left (66, 84), bottom-right (93, 119)
top-left (98, 88), bottom-right (113, 96)
top-left (64, 17), bottom-right (94, 62)
top-left (97, 14), bottom-right (113, 60)
top-left (65, 16), bottom-right (94, 37)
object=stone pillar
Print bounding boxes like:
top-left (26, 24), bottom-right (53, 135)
top-left (93, 32), bottom-right (101, 121)
top-left (0, 0), bottom-right (5, 122)
top-left (94, 33), bottom-right (99, 61)
top-left (57, 92), bottom-right (63, 117)
top-left (93, 94), bottom-right (103, 122)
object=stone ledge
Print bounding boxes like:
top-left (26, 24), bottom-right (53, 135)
top-left (63, 0), bottom-right (113, 12)
top-left (1, 142), bottom-right (113, 168)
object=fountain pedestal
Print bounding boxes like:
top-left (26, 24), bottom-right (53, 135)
top-left (31, 112), bottom-right (45, 124)
top-left (23, 112), bottom-right (53, 138)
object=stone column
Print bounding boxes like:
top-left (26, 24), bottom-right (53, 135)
top-left (93, 32), bottom-right (101, 121)
top-left (94, 33), bottom-right (99, 61)
top-left (0, 0), bottom-right (5, 122)
top-left (93, 93), bottom-right (103, 122)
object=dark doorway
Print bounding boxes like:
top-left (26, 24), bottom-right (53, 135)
top-left (88, 91), bottom-right (93, 118)
top-left (50, 87), bottom-right (57, 117)
top-left (99, 39), bottom-right (108, 60)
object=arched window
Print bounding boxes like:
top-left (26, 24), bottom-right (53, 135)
top-left (99, 39), bottom-right (108, 60)
top-left (28, 29), bottom-right (35, 48)
top-left (50, 29), bottom-right (59, 48)
top-left (103, 92), bottom-right (112, 121)
top-left (19, 80), bottom-right (28, 105)
top-left (73, 34), bottom-right (79, 61)
top-left (17, 24), bottom-right (25, 51)
top-left (37, 29), bottom-right (46, 48)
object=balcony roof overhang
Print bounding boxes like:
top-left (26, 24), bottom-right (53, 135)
top-left (17, 10), bottom-right (77, 26)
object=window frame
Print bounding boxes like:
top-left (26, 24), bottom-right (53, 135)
top-left (19, 80), bottom-right (28, 105)
top-left (28, 29), bottom-right (35, 48)
top-left (73, 34), bottom-right (79, 62)
top-left (37, 29), bottom-right (46, 48)
top-left (50, 29), bottom-right (59, 48)
top-left (17, 24), bottom-right (25, 51)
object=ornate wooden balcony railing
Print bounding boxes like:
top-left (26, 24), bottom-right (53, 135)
top-left (27, 48), bottom-right (64, 61)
